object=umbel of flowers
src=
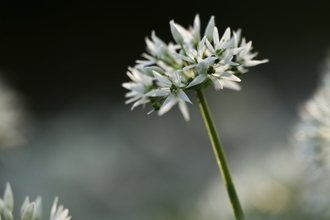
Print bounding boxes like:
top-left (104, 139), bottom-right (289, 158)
top-left (123, 14), bottom-right (268, 220)
top-left (123, 14), bottom-right (268, 121)
top-left (295, 53), bottom-right (330, 176)
top-left (0, 183), bottom-right (71, 220)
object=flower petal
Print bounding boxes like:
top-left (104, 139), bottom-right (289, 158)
top-left (244, 59), bottom-right (269, 67)
top-left (145, 66), bottom-right (165, 75)
top-left (183, 64), bottom-right (197, 71)
top-left (158, 93), bottom-right (177, 116)
top-left (210, 76), bottom-right (223, 90)
top-left (152, 71), bottom-right (171, 87)
top-left (145, 89), bottom-right (170, 97)
top-left (204, 56), bottom-right (218, 64)
top-left (204, 16), bottom-right (215, 42)
top-left (196, 61), bottom-right (209, 74)
top-left (177, 89), bottom-right (192, 104)
top-left (178, 100), bottom-right (190, 121)
top-left (219, 27), bottom-right (231, 47)
top-left (131, 97), bottom-right (149, 110)
top-left (233, 28), bottom-right (242, 48)
top-left (193, 14), bottom-right (201, 42)
top-left (213, 27), bottom-right (219, 46)
top-left (186, 74), bottom-right (207, 88)
top-left (221, 80), bottom-right (241, 91)
top-left (172, 52), bottom-right (194, 63)
top-left (205, 38), bottom-right (215, 54)
top-left (169, 20), bottom-right (184, 45)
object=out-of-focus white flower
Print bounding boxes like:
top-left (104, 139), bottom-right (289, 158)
top-left (123, 14), bottom-right (268, 120)
top-left (0, 183), bottom-right (71, 220)
top-left (3, 183), bottom-right (13, 213)
top-left (22, 203), bottom-right (34, 220)
top-left (50, 197), bottom-right (71, 220)
top-left (294, 52), bottom-right (330, 177)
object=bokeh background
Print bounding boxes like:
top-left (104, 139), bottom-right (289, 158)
top-left (1, 1), bottom-right (330, 220)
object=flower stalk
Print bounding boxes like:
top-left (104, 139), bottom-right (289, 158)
top-left (123, 14), bottom-right (267, 220)
top-left (195, 88), bottom-right (245, 220)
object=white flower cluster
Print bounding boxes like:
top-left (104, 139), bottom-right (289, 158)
top-left (295, 55), bottom-right (330, 176)
top-left (122, 14), bottom-right (268, 121)
top-left (0, 183), bottom-right (71, 220)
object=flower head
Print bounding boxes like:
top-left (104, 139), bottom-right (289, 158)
top-left (123, 14), bottom-right (268, 120)
top-left (294, 52), bottom-right (330, 177)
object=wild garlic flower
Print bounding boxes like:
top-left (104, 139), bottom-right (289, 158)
top-left (122, 67), bottom-right (154, 110)
top-left (294, 54), bottom-right (330, 176)
top-left (145, 70), bottom-right (192, 121)
top-left (122, 14), bottom-right (268, 120)
top-left (0, 182), bottom-right (71, 220)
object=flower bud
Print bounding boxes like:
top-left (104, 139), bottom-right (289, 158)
top-left (169, 20), bottom-right (184, 45)
top-left (204, 16), bottom-right (215, 42)
top-left (3, 183), bottom-right (13, 212)
top-left (0, 198), bottom-right (13, 220)
top-left (22, 203), bottom-right (35, 220)
top-left (192, 14), bottom-right (201, 43)
top-left (20, 197), bottom-right (30, 218)
top-left (32, 197), bottom-right (42, 220)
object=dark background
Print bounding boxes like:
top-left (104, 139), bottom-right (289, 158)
top-left (0, 1), bottom-right (329, 117)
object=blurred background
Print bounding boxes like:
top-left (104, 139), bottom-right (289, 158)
top-left (1, 1), bottom-right (330, 220)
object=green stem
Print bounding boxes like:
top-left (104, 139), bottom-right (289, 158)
top-left (195, 88), bottom-right (245, 220)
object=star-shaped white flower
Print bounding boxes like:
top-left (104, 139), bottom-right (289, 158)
top-left (145, 70), bottom-right (192, 121)
top-left (50, 197), bottom-right (71, 220)
top-left (205, 27), bottom-right (239, 66)
top-left (122, 67), bottom-right (154, 110)
top-left (233, 29), bottom-right (269, 73)
top-left (172, 36), bottom-right (209, 69)
top-left (186, 60), bottom-right (241, 90)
